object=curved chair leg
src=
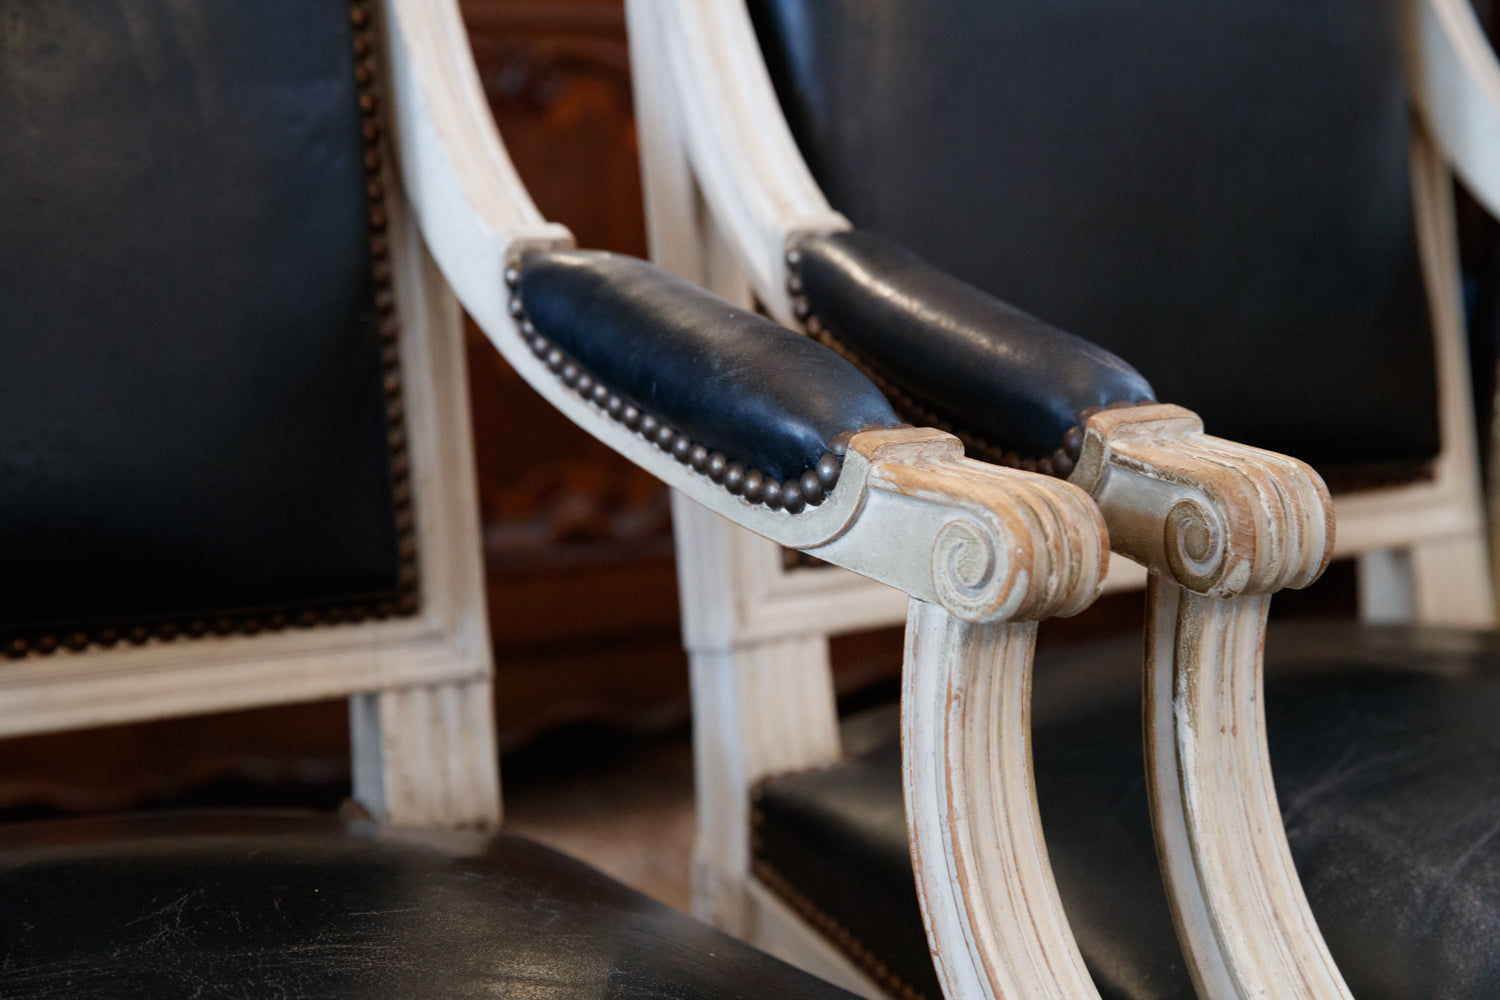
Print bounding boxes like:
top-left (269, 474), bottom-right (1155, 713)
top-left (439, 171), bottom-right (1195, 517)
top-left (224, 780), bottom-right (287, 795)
top-left (903, 599), bottom-right (1102, 1000)
top-left (1146, 581), bottom-right (1349, 1000)
top-left (1072, 403), bottom-right (1347, 1000)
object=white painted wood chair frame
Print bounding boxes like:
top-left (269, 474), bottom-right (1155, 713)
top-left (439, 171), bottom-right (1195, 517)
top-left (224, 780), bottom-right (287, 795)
top-left (625, 0), bottom-right (1500, 998)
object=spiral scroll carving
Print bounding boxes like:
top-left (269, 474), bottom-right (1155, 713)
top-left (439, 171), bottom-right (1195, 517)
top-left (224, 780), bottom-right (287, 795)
top-left (817, 427), bottom-right (1105, 622)
top-left (931, 515), bottom-right (1012, 622)
top-left (1164, 495), bottom-right (1230, 593)
top-left (1077, 404), bottom-right (1334, 598)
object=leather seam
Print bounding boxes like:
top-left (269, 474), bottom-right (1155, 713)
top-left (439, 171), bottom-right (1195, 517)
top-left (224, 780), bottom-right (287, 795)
top-left (750, 778), bottom-right (928, 1000)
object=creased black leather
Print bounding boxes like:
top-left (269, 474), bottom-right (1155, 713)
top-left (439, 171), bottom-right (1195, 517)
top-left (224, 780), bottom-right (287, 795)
top-left (0, 1), bottom-right (401, 636)
top-left (749, 0), bottom-right (1440, 483)
top-left (799, 231), bottom-right (1156, 460)
top-left (519, 250), bottom-right (899, 480)
top-left (755, 623), bottom-right (1500, 1000)
top-left (0, 811), bottom-right (861, 1000)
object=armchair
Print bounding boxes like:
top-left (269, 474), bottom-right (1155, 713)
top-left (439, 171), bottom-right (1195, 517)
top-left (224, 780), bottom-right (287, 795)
top-left (0, 0), bottom-right (1115, 995)
top-left (626, 1), bottom-right (1500, 998)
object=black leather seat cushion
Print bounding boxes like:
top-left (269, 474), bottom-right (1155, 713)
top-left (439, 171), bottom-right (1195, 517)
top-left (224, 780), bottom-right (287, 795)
top-left (0, 811), bottom-right (860, 1000)
top-left (753, 622), bottom-right (1500, 1000)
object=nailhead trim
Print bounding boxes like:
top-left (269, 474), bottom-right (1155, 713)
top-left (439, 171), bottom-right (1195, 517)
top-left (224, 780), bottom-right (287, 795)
top-left (751, 779), bottom-right (929, 1000)
top-left (785, 245), bottom-right (1153, 480)
top-left (2, 1), bottom-right (418, 661)
top-left (506, 270), bottom-right (899, 516)
top-left (355, 0), bottom-right (422, 621)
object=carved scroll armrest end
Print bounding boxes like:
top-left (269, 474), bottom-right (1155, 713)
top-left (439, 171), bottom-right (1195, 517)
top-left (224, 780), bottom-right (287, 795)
top-left (824, 428), bottom-right (1109, 623)
top-left (1071, 403), bottom-right (1335, 598)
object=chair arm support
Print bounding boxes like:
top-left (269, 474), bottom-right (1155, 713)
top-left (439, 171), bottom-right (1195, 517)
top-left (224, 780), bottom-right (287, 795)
top-left (382, 0), bottom-right (573, 335)
top-left (507, 251), bottom-right (1108, 624)
top-left (626, 0), bottom-right (850, 310)
top-left (791, 230), bottom-right (1157, 476)
top-left (1071, 402), bottom-right (1350, 1000)
top-left (1413, 0), bottom-right (1500, 219)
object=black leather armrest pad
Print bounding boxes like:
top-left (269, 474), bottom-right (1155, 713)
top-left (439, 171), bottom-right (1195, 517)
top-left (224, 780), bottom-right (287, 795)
top-left (519, 250), bottom-right (898, 481)
top-left (798, 230), bottom-right (1155, 461)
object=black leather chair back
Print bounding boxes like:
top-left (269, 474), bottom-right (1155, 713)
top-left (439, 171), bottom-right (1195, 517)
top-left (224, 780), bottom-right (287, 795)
top-left (749, 0), bottom-right (1440, 485)
top-left (0, 1), bottom-right (411, 654)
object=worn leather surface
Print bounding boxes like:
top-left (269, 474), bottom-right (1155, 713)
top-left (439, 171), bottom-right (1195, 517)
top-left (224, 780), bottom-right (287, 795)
top-left (754, 622), bottom-right (1500, 1000)
top-left (0, 811), bottom-right (860, 1000)
top-left (520, 250), bottom-right (898, 480)
top-left (749, 0), bottom-right (1440, 483)
top-left (0, 1), bottom-right (400, 636)
top-left (799, 231), bottom-right (1156, 460)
